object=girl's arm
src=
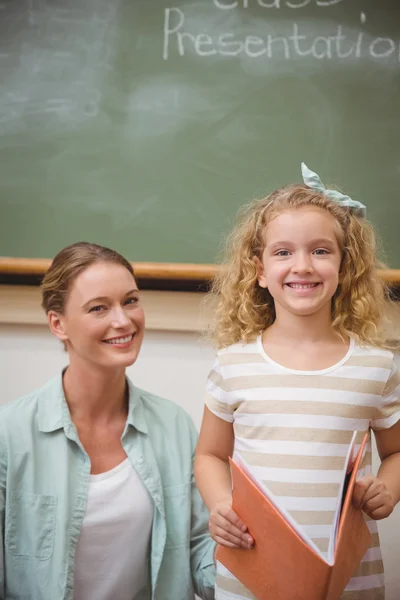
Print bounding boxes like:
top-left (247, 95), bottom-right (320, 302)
top-left (194, 406), bottom-right (253, 549)
top-left (353, 420), bottom-right (400, 518)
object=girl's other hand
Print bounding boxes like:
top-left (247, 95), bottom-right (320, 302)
top-left (353, 475), bottom-right (395, 520)
top-left (209, 499), bottom-right (254, 549)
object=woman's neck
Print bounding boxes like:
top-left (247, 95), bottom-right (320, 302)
top-left (62, 360), bottom-right (128, 424)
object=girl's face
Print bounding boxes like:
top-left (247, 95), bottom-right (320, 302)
top-left (49, 262), bottom-right (145, 371)
top-left (256, 206), bottom-right (342, 321)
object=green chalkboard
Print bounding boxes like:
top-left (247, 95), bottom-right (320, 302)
top-left (0, 0), bottom-right (399, 265)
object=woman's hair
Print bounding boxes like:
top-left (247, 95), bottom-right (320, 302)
top-left (41, 242), bottom-right (134, 314)
top-left (208, 184), bottom-right (393, 350)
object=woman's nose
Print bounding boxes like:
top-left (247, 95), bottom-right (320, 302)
top-left (110, 307), bottom-right (131, 328)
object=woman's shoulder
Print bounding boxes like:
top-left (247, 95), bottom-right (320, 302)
top-left (128, 380), bottom-right (196, 430)
top-left (128, 383), bottom-right (199, 456)
top-left (0, 376), bottom-right (61, 432)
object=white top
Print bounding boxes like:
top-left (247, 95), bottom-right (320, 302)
top-left (205, 338), bottom-right (400, 600)
top-left (74, 458), bottom-right (153, 600)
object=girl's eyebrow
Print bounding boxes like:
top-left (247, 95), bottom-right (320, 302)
top-left (309, 238), bottom-right (336, 246)
top-left (267, 241), bottom-right (293, 250)
top-left (268, 238), bottom-right (336, 251)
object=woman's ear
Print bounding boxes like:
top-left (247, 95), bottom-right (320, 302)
top-left (48, 311), bottom-right (69, 343)
top-left (253, 255), bottom-right (268, 289)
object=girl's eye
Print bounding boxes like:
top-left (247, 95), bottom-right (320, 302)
top-left (275, 250), bottom-right (290, 257)
top-left (89, 305), bottom-right (106, 313)
top-left (314, 248), bottom-right (328, 255)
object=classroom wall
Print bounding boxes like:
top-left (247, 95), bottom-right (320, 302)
top-left (0, 323), bottom-right (399, 599)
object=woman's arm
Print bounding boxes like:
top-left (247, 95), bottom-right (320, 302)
top-left (194, 407), bottom-right (253, 549)
top-left (189, 454), bottom-right (216, 600)
top-left (353, 420), bottom-right (400, 518)
top-left (0, 426), bottom-right (6, 597)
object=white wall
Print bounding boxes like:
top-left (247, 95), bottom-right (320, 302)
top-left (0, 323), bottom-right (399, 599)
top-left (0, 323), bottom-right (214, 426)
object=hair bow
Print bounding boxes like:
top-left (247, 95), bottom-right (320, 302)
top-left (301, 163), bottom-right (366, 217)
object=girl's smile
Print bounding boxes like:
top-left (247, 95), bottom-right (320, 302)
top-left (284, 280), bottom-right (321, 292)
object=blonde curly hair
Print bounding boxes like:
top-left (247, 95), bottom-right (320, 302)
top-left (208, 184), bottom-right (393, 350)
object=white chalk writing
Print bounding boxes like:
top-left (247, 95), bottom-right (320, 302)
top-left (163, 6), bottom-right (399, 63)
top-left (212, 0), bottom-right (345, 8)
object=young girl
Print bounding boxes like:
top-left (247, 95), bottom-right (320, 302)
top-left (195, 164), bottom-right (400, 600)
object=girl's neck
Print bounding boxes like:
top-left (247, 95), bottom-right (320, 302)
top-left (269, 306), bottom-right (338, 344)
top-left (262, 310), bottom-right (350, 371)
top-left (62, 359), bottom-right (128, 425)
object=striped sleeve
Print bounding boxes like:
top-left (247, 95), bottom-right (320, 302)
top-left (370, 361), bottom-right (400, 430)
top-left (204, 357), bottom-right (235, 423)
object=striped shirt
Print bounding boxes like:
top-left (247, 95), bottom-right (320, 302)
top-left (205, 336), bottom-right (400, 600)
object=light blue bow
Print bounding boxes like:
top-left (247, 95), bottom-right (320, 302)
top-left (301, 163), bottom-right (366, 217)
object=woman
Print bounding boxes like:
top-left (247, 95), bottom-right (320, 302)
top-left (0, 242), bottom-right (215, 600)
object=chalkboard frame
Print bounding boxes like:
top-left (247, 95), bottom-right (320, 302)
top-left (1, 258), bottom-right (400, 293)
top-left (0, 257), bottom-right (214, 291)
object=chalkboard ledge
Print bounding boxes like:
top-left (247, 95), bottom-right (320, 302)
top-left (0, 258), bottom-right (216, 292)
top-left (1, 258), bottom-right (400, 293)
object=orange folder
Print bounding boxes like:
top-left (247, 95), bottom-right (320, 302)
top-left (216, 432), bottom-right (371, 600)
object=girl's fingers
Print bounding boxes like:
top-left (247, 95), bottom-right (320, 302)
top-left (363, 493), bottom-right (384, 513)
top-left (216, 514), bottom-right (247, 539)
top-left (216, 521), bottom-right (253, 546)
top-left (209, 502), bottom-right (253, 548)
top-left (367, 504), bottom-right (393, 520)
top-left (223, 507), bottom-right (248, 533)
top-left (210, 514), bottom-right (254, 547)
top-left (214, 534), bottom-right (243, 549)
top-left (362, 489), bottom-right (394, 519)
top-left (214, 528), bottom-right (253, 548)
top-left (352, 479), bottom-right (370, 508)
top-left (212, 504), bottom-right (248, 533)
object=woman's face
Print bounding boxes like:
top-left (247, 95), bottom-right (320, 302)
top-left (50, 261), bottom-right (145, 371)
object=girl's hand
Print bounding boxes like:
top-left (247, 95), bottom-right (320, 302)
top-left (353, 475), bottom-right (395, 520)
top-left (209, 499), bottom-right (254, 549)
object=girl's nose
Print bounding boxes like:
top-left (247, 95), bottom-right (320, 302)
top-left (292, 253), bottom-right (313, 274)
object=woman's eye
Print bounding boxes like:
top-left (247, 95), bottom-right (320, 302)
top-left (89, 305), bottom-right (106, 313)
top-left (125, 297), bottom-right (138, 306)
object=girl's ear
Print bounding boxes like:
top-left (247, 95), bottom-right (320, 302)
top-left (48, 311), bottom-right (69, 343)
top-left (253, 255), bottom-right (268, 289)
